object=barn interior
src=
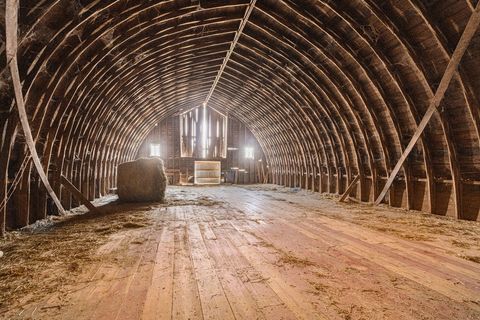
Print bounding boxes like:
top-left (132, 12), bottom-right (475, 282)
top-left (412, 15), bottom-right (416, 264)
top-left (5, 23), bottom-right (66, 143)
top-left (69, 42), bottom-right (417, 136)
top-left (1, 0), bottom-right (480, 319)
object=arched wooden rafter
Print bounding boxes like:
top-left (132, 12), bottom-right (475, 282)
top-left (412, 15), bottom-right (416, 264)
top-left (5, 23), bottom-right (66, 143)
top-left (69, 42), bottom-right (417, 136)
top-left (1, 0), bottom-right (480, 235)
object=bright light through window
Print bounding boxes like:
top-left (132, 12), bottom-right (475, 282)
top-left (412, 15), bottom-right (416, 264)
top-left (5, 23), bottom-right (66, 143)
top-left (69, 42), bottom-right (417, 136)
top-left (150, 144), bottom-right (161, 157)
top-left (245, 147), bottom-right (254, 159)
top-left (179, 105), bottom-right (228, 158)
top-left (202, 104), bottom-right (207, 158)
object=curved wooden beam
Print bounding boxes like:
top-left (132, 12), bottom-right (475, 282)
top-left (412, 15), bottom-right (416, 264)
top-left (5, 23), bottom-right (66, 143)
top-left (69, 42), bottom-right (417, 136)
top-left (375, 1), bottom-right (480, 208)
top-left (5, 0), bottom-right (65, 220)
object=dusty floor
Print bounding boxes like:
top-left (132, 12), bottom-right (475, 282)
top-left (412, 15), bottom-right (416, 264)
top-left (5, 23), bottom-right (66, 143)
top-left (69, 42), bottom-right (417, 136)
top-left (1, 185), bottom-right (480, 320)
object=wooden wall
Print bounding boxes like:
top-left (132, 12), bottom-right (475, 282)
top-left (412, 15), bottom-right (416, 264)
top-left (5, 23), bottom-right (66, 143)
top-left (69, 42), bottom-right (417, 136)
top-left (136, 116), bottom-right (266, 185)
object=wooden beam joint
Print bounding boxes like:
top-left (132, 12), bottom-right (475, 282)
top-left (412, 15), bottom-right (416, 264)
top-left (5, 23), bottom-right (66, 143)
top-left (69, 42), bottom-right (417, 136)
top-left (339, 175), bottom-right (361, 202)
top-left (60, 175), bottom-right (99, 214)
top-left (374, 2), bottom-right (480, 207)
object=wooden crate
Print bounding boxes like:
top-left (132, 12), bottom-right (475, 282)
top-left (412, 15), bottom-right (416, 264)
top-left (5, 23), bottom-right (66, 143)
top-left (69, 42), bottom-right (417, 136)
top-left (194, 161), bottom-right (221, 185)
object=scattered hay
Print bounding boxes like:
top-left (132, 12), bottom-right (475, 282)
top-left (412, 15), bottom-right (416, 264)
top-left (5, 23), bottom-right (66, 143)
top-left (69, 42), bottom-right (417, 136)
top-left (314, 270), bottom-right (330, 278)
top-left (195, 196), bottom-right (223, 206)
top-left (163, 194), bottom-right (223, 207)
top-left (239, 184), bottom-right (279, 192)
top-left (236, 269), bottom-right (268, 284)
top-left (344, 266), bottom-right (361, 274)
top-left (239, 184), bottom-right (480, 270)
top-left (122, 222), bottom-right (147, 229)
top-left (337, 305), bottom-right (358, 320)
top-left (131, 238), bottom-right (146, 245)
top-left (361, 289), bottom-right (380, 294)
top-left (308, 280), bottom-right (330, 295)
top-left (371, 226), bottom-right (398, 233)
top-left (461, 255), bottom-right (480, 264)
top-left (68, 262), bottom-right (80, 272)
top-left (277, 251), bottom-right (315, 267)
top-left (256, 240), bottom-right (275, 248)
top-left (242, 229), bottom-right (315, 268)
top-left (0, 188), bottom-right (218, 315)
top-left (0, 198), bottom-right (156, 315)
top-left (398, 233), bottom-right (433, 241)
top-left (451, 240), bottom-right (471, 249)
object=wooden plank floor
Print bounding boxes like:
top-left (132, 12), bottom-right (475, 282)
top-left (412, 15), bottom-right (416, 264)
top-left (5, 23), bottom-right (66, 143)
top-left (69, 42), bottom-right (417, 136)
top-left (2, 185), bottom-right (480, 320)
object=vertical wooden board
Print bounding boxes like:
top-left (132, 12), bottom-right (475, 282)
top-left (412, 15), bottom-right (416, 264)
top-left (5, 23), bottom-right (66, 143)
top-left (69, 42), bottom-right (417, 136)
top-left (339, 175), bottom-right (360, 202)
top-left (412, 180), bottom-right (429, 212)
top-left (200, 221), bottom-right (217, 240)
top-left (435, 182), bottom-right (455, 217)
top-left (174, 206), bottom-right (186, 221)
top-left (14, 165), bottom-right (31, 228)
top-left (142, 224), bottom-right (175, 320)
top-left (462, 184), bottom-right (480, 221)
top-left (90, 230), bottom-right (155, 320)
top-left (295, 217), bottom-right (480, 308)
top-left (206, 224), bottom-right (286, 319)
top-left (183, 205), bottom-right (201, 222)
top-left (201, 223), bottom-right (267, 319)
top-left (321, 171), bottom-right (327, 192)
top-left (376, 176), bottom-right (389, 203)
top-left (28, 180), bottom-right (41, 223)
top-left (224, 223), bottom-right (326, 320)
top-left (171, 220), bottom-right (203, 320)
top-left (116, 229), bottom-right (168, 320)
top-left (187, 222), bottom-right (235, 320)
top-left (60, 175), bottom-right (98, 213)
top-left (390, 181), bottom-right (406, 208)
top-left (53, 234), bottom-right (134, 320)
top-left (362, 177), bottom-right (372, 202)
top-left (156, 206), bottom-right (175, 223)
top-left (215, 270), bottom-right (267, 320)
top-left (211, 222), bottom-right (285, 312)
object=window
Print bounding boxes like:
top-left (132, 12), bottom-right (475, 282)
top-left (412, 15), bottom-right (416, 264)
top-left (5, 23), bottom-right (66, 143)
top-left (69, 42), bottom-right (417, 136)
top-left (202, 104), bottom-right (208, 158)
top-left (245, 147), bottom-right (254, 159)
top-left (180, 105), bottom-right (227, 158)
top-left (150, 144), bottom-right (161, 157)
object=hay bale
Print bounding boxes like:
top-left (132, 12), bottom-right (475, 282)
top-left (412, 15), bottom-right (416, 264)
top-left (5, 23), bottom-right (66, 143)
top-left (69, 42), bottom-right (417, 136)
top-left (117, 158), bottom-right (167, 202)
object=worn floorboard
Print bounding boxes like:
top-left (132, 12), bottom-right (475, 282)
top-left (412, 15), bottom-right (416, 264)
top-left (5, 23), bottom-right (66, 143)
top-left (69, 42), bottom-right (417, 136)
top-left (1, 185), bottom-right (480, 320)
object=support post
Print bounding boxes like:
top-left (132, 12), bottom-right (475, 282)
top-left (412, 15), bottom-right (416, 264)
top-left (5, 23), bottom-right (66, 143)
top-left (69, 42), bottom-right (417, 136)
top-left (374, 2), bottom-right (480, 206)
top-left (339, 175), bottom-right (361, 203)
top-left (60, 175), bottom-right (99, 214)
top-left (5, 0), bottom-right (66, 215)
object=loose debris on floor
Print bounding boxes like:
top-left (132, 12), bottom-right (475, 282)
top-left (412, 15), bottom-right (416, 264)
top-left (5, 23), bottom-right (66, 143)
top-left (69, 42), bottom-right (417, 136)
top-left (0, 189), bottom-right (222, 317)
top-left (0, 185), bottom-right (479, 320)
top-left (242, 184), bottom-right (480, 264)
